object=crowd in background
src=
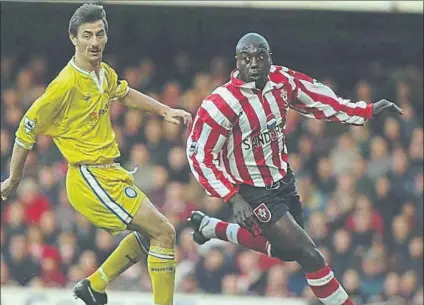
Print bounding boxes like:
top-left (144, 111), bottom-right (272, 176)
top-left (0, 51), bottom-right (423, 305)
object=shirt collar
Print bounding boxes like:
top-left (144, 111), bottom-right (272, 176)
top-left (230, 67), bottom-right (279, 92)
top-left (69, 57), bottom-right (104, 77)
top-left (69, 57), bottom-right (106, 92)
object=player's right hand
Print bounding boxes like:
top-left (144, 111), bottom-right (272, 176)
top-left (1, 177), bottom-right (20, 201)
top-left (229, 194), bottom-right (261, 236)
top-left (163, 108), bottom-right (192, 126)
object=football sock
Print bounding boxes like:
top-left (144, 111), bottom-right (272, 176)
top-left (201, 216), bottom-right (271, 255)
top-left (88, 232), bottom-right (144, 292)
top-left (148, 246), bottom-right (176, 305)
top-left (306, 265), bottom-right (355, 305)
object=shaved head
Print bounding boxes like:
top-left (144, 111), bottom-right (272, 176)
top-left (236, 32), bottom-right (270, 55)
top-left (235, 32), bottom-right (272, 89)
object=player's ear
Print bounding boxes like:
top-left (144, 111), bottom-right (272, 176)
top-left (69, 34), bottom-right (77, 46)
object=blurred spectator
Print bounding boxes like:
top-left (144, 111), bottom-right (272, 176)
top-left (330, 133), bottom-right (360, 177)
top-left (354, 80), bottom-right (374, 103)
top-left (331, 229), bottom-right (358, 279)
top-left (143, 116), bottom-right (170, 166)
top-left (359, 249), bottom-right (386, 302)
top-left (5, 234), bottom-right (40, 286)
top-left (342, 269), bottom-right (366, 304)
top-left (125, 143), bottom-right (155, 192)
top-left (314, 157), bottom-right (337, 199)
top-left (162, 81), bottom-right (182, 108)
top-left (265, 264), bottom-right (292, 297)
top-left (195, 247), bottom-right (228, 293)
top-left (17, 178), bottom-right (51, 225)
top-left (367, 136), bottom-right (392, 179)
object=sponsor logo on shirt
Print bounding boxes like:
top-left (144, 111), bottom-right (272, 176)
top-left (89, 101), bottom-right (112, 124)
top-left (243, 116), bottom-right (285, 150)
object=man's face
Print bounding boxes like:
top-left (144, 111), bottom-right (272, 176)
top-left (236, 45), bottom-right (271, 84)
top-left (72, 20), bottom-right (107, 62)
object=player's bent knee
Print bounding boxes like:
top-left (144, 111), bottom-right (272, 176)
top-left (154, 220), bottom-right (176, 246)
top-left (297, 246), bottom-right (326, 272)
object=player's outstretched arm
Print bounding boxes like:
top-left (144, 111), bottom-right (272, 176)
top-left (283, 68), bottom-right (402, 125)
top-left (1, 144), bottom-right (30, 200)
top-left (120, 88), bottom-right (192, 126)
top-left (292, 78), bottom-right (404, 125)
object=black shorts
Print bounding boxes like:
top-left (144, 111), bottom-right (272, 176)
top-left (238, 168), bottom-right (304, 231)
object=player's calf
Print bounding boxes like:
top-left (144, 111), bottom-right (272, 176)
top-left (128, 197), bottom-right (176, 305)
top-left (188, 211), bottom-right (298, 262)
top-left (263, 213), bottom-right (355, 305)
top-left (188, 211), bottom-right (272, 254)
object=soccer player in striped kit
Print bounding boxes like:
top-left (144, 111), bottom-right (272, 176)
top-left (187, 33), bottom-right (402, 305)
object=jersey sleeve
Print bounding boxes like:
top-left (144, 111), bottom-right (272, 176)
top-left (15, 80), bottom-right (70, 150)
top-left (284, 68), bottom-right (373, 126)
top-left (105, 65), bottom-right (130, 100)
top-left (186, 95), bottom-right (238, 202)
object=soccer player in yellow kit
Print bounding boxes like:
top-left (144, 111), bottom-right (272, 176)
top-left (0, 4), bottom-right (191, 305)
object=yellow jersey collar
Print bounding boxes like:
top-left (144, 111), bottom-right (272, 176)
top-left (70, 57), bottom-right (106, 93)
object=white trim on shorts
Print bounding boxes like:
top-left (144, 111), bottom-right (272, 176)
top-left (79, 165), bottom-right (133, 225)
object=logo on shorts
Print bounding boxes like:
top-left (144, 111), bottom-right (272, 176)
top-left (124, 187), bottom-right (137, 198)
top-left (253, 203), bottom-right (272, 223)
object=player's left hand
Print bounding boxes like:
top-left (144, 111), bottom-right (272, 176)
top-left (163, 108), bottom-right (192, 126)
top-left (372, 99), bottom-right (403, 117)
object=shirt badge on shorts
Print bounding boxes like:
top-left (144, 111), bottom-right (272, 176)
top-left (124, 187), bottom-right (137, 198)
top-left (253, 203), bottom-right (272, 223)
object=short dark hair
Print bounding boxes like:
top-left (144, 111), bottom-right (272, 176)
top-left (69, 3), bottom-right (108, 36)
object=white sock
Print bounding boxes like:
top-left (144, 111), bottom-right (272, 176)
top-left (199, 216), bottom-right (219, 239)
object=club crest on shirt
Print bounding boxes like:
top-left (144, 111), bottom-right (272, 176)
top-left (124, 187), bottom-right (137, 198)
top-left (253, 203), bottom-right (272, 223)
top-left (280, 88), bottom-right (288, 102)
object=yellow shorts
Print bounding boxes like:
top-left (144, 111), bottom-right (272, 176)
top-left (66, 163), bottom-right (146, 235)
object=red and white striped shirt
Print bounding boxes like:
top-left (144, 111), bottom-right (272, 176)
top-left (186, 65), bottom-right (373, 202)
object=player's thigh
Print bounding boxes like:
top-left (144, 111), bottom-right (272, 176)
top-left (286, 192), bottom-right (305, 229)
top-left (66, 165), bottom-right (143, 235)
top-left (262, 210), bottom-right (315, 252)
top-left (127, 196), bottom-right (175, 243)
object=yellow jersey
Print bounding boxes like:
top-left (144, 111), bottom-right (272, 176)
top-left (15, 58), bottom-right (129, 165)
